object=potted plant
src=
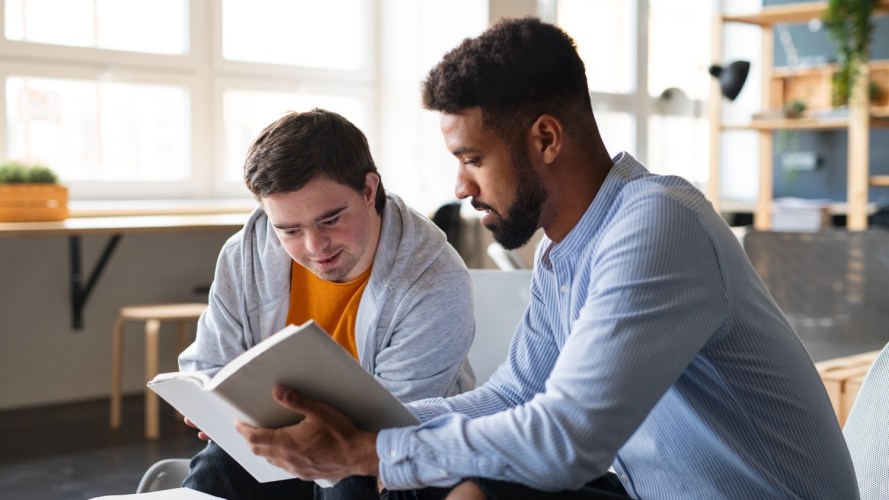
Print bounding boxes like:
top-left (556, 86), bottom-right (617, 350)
top-left (823, 0), bottom-right (877, 107)
top-left (0, 161), bottom-right (68, 222)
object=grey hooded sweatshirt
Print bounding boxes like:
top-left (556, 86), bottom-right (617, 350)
top-left (179, 193), bottom-right (475, 402)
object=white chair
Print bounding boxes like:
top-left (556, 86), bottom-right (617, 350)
top-left (843, 341), bottom-right (889, 499)
top-left (137, 458), bottom-right (192, 493)
top-left (468, 269), bottom-right (533, 385)
top-left (486, 242), bottom-right (526, 270)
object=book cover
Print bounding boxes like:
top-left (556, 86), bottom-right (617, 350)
top-left (148, 320), bottom-right (419, 484)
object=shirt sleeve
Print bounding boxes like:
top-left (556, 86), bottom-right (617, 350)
top-left (378, 194), bottom-right (727, 491)
top-left (406, 276), bottom-right (563, 422)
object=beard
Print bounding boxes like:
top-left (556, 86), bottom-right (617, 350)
top-left (483, 153), bottom-right (547, 250)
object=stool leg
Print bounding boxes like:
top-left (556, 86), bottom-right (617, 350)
top-left (110, 317), bottom-right (125, 429)
top-left (145, 319), bottom-right (161, 440)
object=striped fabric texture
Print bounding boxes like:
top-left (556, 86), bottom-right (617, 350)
top-left (378, 153), bottom-right (858, 499)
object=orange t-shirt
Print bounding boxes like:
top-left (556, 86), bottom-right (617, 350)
top-left (286, 262), bottom-right (372, 360)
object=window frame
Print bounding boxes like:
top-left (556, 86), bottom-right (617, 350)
top-left (0, 0), bottom-right (378, 201)
top-left (540, 0), bottom-right (712, 190)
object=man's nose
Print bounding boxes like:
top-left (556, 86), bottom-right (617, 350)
top-left (455, 166), bottom-right (477, 200)
top-left (304, 228), bottom-right (329, 254)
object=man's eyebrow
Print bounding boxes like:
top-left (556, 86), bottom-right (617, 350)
top-left (315, 205), bottom-right (348, 222)
top-left (451, 146), bottom-right (480, 156)
top-left (272, 205), bottom-right (348, 230)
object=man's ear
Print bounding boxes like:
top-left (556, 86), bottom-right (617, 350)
top-left (363, 172), bottom-right (381, 205)
top-left (529, 114), bottom-right (563, 165)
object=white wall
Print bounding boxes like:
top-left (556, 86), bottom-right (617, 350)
top-left (0, 231), bottom-right (232, 411)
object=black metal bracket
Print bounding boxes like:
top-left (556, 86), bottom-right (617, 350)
top-left (69, 234), bottom-right (122, 330)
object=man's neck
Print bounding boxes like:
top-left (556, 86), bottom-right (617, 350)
top-left (541, 152), bottom-right (612, 243)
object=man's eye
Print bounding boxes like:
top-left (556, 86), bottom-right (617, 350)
top-left (320, 216), bottom-right (340, 227)
top-left (463, 157), bottom-right (479, 166)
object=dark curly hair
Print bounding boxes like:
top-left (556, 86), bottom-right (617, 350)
top-left (244, 108), bottom-right (386, 213)
top-left (421, 17), bottom-right (598, 152)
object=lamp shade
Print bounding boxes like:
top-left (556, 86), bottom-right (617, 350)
top-left (708, 61), bottom-right (750, 101)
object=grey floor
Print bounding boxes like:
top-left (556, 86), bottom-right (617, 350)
top-left (0, 394), bottom-right (204, 499)
top-left (743, 229), bottom-right (889, 361)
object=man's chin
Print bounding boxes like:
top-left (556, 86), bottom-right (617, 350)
top-left (308, 265), bottom-right (348, 283)
top-left (491, 228), bottom-right (535, 251)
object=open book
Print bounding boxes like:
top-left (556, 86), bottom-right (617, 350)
top-left (148, 320), bottom-right (419, 484)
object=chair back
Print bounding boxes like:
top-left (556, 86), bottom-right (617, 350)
top-left (136, 458), bottom-right (191, 493)
top-left (468, 269), bottom-right (533, 385)
top-left (843, 341), bottom-right (889, 499)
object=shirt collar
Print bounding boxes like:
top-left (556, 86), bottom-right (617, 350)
top-left (543, 152), bottom-right (644, 265)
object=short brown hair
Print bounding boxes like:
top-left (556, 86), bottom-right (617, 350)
top-left (244, 108), bottom-right (386, 213)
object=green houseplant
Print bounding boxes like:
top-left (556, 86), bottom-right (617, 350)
top-left (823, 0), bottom-right (877, 107)
top-left (0, 161), bottom-right (68, 222)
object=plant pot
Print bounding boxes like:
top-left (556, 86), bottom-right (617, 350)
top-left (0, 184), bottom-right (69, 222)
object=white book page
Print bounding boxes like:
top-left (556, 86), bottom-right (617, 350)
top-left (148, 377), bottom-right (295, 483)
top-left (89, 487), bottom-right (223, 499)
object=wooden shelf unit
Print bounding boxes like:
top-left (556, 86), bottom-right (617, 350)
top-left (709, 1), bottom-right (889, 230)
top-left (721, 0), bottom-right (889, 26)
top-left (722, 116), bottom-right (889, 131)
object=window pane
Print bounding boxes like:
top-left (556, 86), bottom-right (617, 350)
top-left (7, 76), bottom-right (190, 181)
top-left (648, 115), bottom-right (709, 189)
top-left (4, 0), bottom-right (188, 55)
top-left (556, 0), bottom-right (634, 94)
top-left (222, 89), bottom-right (369, 182)
top-left (648, 0), bottom-right (712, 99)
top-left (222, 0), bottom-right (366, 70)
top-left (595, 110), bottom-right (635, 159)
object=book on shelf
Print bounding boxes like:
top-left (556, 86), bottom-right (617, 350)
top-left (148, 320), bottom-right (419, 485)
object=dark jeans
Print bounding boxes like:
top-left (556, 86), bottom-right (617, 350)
top-left (182, 440), bottom-right (379, 500)
top-left (383, 473), bottom-right (629, 500)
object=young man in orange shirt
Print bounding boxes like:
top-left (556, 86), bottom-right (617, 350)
top-left (178, 109), bottom-right (475, 499)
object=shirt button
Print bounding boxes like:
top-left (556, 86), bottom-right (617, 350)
top-left (389, 449), bottom-right (397, 459)
top-left (560, 285), bottom-right (568, 294)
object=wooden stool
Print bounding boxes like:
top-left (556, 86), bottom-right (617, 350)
top-left (110, 303), bottom-right (207, 440)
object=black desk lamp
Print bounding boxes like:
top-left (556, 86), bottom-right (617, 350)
top-left (709, 60), bottom-right (750, 101)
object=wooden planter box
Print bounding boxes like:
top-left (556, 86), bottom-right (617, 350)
top-left (0, 184), bottom-right (69, 222)
top-left (815, 350), bottom-right (880, 426)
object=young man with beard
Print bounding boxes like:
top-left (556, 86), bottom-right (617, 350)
top-left (178, 108), bottom-right (475, 499)
top-left (236, 19), bottom-right (858, 499)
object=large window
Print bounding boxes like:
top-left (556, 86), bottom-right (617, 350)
top-left (1, 1), bottom-right (717, 208)
top-left (0, 0), bottom-right (375, 199)
top-left (546, 0), bottom-right (713, 191)
top-left (6, 0), bottom-right (189, 54)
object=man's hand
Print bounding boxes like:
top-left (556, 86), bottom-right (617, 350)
top-left (236, 385), bottom-right (380, 482)
top-left (183, 417), bottom-right (209, 441)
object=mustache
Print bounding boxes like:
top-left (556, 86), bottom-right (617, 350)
top-left (471, 199), bottom-right (494, 212)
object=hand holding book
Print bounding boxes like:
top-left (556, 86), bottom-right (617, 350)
top-left (235, 385), bottom-right (381, 483)
top-left (148, 321), bottom-right (418, 485)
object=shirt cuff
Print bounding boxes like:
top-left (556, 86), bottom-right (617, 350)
top-left (377, 427), bottom-right (420, 490)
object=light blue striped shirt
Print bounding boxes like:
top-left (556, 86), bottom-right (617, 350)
top-left (377, 153), bottom-right (858, 499)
